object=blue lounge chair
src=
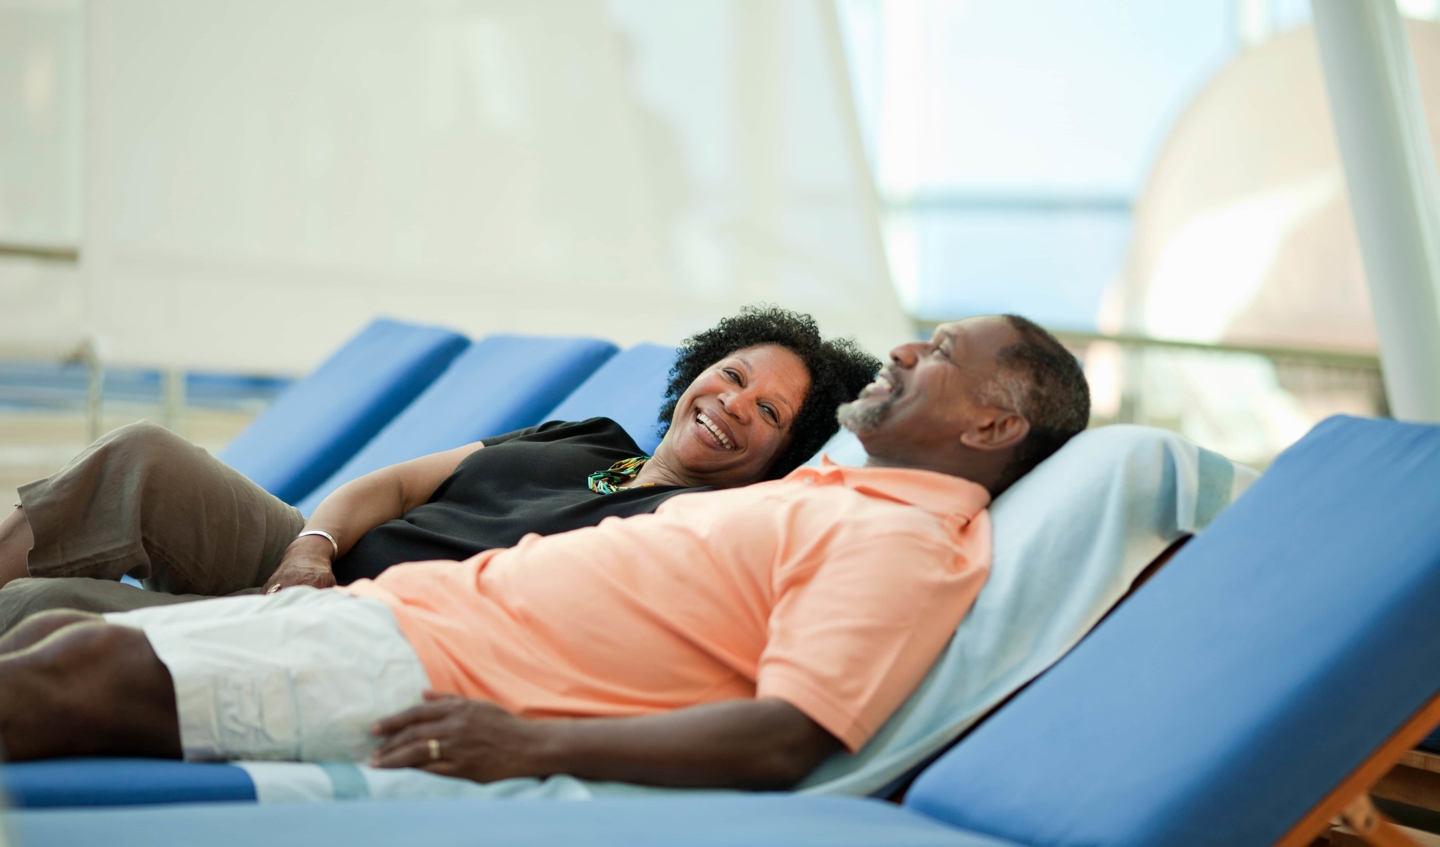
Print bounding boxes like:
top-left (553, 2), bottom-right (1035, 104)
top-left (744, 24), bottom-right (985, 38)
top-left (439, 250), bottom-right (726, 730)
top-left (7, 796), bottom-right (1012, 847)
top-left (902, 414), bottom-right (1440, 846)
top-left (5, 418), bottom-right (1223, 810)
top-left (219, 319), bottom-right (469, 505)
top-left (542, 343), bottom-right (678, 454)
top-left (294, 335), bottom-right (618, 516)
top-left (0, 760), bottom-right (254, 809)
top-left (10, 415), bottom-right (1440, 845)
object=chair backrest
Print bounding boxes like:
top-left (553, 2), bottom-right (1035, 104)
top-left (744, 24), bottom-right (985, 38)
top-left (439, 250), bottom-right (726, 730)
top-left (220, 319), bottom-right (468, 504)
top-left (542, 343), bottom-right (677, 454)
top-left (798, 425), bottom-right (1255, 797)
top-left (904, 416), bottom-right (1440, 847)
top-left (295, 335), bottom-right (617, 515)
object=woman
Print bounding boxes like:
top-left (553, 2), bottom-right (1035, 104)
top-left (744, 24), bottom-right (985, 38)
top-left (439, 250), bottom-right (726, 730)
top-left (0, 306), bottom-right (879, 626)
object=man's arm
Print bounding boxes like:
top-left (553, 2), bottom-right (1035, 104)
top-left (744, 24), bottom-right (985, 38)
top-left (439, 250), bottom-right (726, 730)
top-left (369, 692), bottom-right (841, 790)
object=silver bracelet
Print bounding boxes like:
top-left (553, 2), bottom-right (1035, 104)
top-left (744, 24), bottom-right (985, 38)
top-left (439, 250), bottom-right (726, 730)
top-left (296, 529), bottom-right (339, 560)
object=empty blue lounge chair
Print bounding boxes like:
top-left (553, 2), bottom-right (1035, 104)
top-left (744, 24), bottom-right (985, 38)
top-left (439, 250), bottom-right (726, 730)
top-left (294, 335), bottom-right (618, 515)
top-left (542, 343), bottom-right (678, 454)
top-left (219, 319), bottom-right (468, 505)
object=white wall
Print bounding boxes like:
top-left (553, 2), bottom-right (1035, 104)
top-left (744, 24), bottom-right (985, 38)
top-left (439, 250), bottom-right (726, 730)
top-left (47, 0), bottom-right (906, 373)
top-left (0, 0), bottom-right (85, 355)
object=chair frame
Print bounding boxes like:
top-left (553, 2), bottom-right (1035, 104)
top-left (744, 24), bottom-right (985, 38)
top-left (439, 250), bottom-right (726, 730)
top-left (1277, 689), bottom-right (1440, 846)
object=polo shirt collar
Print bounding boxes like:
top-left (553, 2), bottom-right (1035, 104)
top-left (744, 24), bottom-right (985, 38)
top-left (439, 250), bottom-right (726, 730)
top-left (788, 457), bottom-right (991, 521)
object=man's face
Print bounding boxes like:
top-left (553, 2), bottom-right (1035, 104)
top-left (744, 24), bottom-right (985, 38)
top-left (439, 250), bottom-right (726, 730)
top-left (838, 316), bottom-right (1022, 461)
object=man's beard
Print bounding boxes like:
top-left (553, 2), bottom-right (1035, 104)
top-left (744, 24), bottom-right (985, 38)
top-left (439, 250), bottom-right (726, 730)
top-left (837, 394), bottom-right (893, 434)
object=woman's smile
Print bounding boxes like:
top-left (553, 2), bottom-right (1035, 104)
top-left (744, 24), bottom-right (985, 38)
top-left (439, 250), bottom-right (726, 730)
top-left (695, 409), bottom-right (736, 451)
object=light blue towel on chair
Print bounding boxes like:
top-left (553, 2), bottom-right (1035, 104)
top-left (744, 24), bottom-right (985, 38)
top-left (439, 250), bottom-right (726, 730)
top-left (238, 424), bottom-right (1256, 803)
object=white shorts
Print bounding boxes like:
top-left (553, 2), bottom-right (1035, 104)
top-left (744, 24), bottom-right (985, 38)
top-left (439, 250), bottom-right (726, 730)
top-left (105, 587), bottom-right (431, 762)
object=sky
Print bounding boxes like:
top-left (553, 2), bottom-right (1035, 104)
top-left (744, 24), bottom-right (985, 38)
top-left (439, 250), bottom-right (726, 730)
top-left (839, 0), bottom-right (1240, 330)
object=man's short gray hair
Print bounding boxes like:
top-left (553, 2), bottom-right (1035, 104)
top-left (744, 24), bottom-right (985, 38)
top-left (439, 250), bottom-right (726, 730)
top-left (986, 316), bottom-right (1091, 494)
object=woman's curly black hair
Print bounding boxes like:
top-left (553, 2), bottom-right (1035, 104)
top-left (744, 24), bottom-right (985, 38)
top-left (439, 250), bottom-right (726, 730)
top-left (656, 305), bottom-right (882, 480)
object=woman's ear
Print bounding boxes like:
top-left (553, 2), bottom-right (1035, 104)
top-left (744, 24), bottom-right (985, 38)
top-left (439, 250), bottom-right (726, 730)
top-left (958, 410), bottom-right (1030, 453)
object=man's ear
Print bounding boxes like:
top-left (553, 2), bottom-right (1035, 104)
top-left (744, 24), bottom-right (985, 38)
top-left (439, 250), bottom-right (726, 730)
top-left (958, 409), bottom-right (1030, 453)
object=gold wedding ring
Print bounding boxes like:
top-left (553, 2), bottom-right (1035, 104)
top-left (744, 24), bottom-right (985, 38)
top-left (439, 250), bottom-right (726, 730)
top-left (428, 738), bottom-right (441, 761)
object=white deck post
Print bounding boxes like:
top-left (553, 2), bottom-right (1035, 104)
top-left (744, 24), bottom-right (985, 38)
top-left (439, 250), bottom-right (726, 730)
top-left (1312, 0), bottom-right (1440, 422)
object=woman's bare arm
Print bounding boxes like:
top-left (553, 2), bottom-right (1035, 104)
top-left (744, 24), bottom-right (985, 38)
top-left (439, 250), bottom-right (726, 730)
top-left (263, 441), bottom-right (486, 591)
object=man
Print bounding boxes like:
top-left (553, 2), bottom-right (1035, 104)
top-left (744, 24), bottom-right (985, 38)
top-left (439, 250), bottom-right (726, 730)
top-left (0, 315), bottom-right (1089, 790)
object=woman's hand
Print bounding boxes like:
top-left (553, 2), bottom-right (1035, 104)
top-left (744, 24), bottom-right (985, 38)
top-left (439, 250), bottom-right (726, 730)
top-left (369, 691), bottom-right (549, 782)
top-left (264, 440), bottom-right (484, 596)
top-left (261, 536), bottom-right (336, 593)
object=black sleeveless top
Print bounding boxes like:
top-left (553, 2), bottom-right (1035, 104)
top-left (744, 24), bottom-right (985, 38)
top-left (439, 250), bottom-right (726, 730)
top-left (331, 417), bottom-right (699, 584)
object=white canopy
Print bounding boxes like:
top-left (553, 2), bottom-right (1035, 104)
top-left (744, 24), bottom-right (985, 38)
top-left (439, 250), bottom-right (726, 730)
top-left (8, 0), bottom-right (908, 373)
top-left (1117, 20), bottom-right (1440, 355)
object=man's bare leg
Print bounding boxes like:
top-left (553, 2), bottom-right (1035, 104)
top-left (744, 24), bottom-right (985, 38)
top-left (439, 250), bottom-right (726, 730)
top-left (0, 507), bottom-right (33, 589)
top-left (0, 610), bottom-right (100, 655)
top-left (0, 619), bottom-right (182, 760)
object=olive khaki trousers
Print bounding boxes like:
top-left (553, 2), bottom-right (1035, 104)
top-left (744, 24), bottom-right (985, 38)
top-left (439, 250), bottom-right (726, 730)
top-left (1, 421), bottom-right (306, 632)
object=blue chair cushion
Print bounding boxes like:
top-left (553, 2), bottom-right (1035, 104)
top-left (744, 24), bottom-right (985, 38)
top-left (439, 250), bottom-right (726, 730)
top-left (905, 416), bottom-right (1440, 847)
top-left (543, 343), bottom-right (677, 454)
top-left (9, 795), bottom-right (1020, 847)
top-left (219, 319), bottom-right (468, 504)
top-left (2, 759), bottom-right (255, 808)
top-left (296, 335), bottom-right (617, 515)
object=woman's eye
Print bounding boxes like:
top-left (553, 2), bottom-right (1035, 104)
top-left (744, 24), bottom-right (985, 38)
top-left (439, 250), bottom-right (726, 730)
top-left (761, 405), bottom-right (778, 423)
top-left (724, 369), bottom-right (741, 383)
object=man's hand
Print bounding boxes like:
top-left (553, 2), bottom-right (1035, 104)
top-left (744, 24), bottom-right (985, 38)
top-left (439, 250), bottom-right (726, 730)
top-left (367, 692), bottom-right (839, 790)
top-left (261, 537), bottom-right (337, 594)
top-left (369, 691), bottom-right (548, 781)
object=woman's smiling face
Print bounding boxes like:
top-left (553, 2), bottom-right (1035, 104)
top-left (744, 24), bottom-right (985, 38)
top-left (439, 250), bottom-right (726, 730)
top-left (655, 343), bottom-right (811, 487)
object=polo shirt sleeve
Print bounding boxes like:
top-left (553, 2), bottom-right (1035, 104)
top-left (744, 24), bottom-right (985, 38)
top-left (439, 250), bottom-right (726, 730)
top-left (755, 513), bottom-right (991, 752)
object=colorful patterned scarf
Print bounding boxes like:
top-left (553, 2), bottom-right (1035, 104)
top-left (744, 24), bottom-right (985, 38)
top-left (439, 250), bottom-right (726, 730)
top-left (587, 456), bottom-right (652, 495)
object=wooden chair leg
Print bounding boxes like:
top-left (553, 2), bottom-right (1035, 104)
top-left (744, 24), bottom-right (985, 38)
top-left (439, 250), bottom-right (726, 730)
top-left (1340, 795), bottom-right (1421, 847)
top-left (1278, 693), bottom-right (1440, 846)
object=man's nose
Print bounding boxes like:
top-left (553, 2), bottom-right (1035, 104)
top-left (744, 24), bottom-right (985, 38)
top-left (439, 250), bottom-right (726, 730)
top-left (889, 342), bottom-right (921, 368)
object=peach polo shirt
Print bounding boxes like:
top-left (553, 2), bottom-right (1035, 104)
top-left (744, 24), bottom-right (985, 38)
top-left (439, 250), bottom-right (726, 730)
top-left (344, 459), bottom-right (992, 752)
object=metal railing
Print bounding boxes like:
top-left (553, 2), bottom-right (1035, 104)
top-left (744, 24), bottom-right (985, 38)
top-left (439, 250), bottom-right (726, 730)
top-left (1041, 328), bottom-right (1382, 372)
top-left (0, 339), bottom-right (104, 441)
top-left (0, 242), bottom-right (80, 263)
top-left (911, 320), bottom-right (1388, 453)
top-left (911, 320), bottom-right (1381, 369)
top-left (884, 192), bottom-right (1133, 216)
top-left (1043, 329), bottom-right (1388, 428)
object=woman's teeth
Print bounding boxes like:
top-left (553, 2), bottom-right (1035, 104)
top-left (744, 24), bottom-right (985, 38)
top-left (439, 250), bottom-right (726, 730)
top-left (697, 411), bottom-right (735, 449)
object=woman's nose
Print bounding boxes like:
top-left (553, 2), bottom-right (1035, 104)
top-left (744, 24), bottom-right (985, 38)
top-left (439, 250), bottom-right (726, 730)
top-left (717, 386), bottom-right (752, 422)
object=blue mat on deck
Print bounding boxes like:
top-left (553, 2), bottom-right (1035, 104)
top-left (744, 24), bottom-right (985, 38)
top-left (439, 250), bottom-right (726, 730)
top-left (543, 343), bottom-right (677, 454)
top-left (9, 795), bottom-right (1018, 847)
top-left (296, 335), bottom-right (617, 515)
top-left (219, 319), bottom-right (468, 504)
top-left (1, 759), bottom-right (254, 809)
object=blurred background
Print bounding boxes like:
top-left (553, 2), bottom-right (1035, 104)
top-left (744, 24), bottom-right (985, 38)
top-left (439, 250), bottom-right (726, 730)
top-left (2, 0), bottom-right (1432, 504)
